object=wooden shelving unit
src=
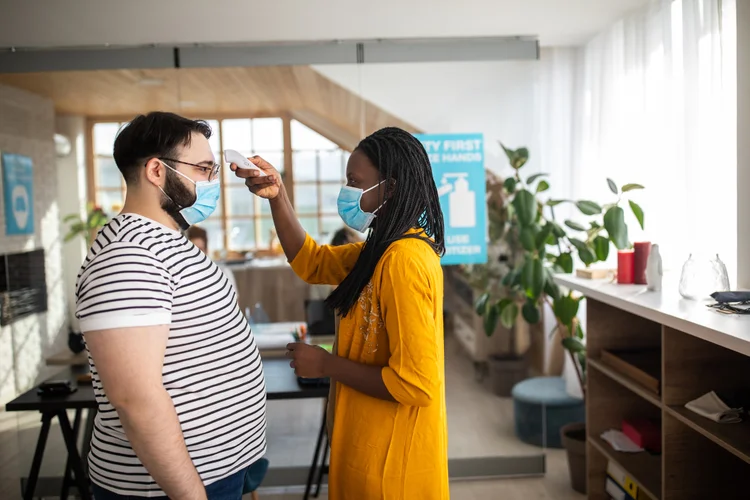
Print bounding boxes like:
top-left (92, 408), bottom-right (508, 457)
top-left (554, 274), bottom-right (750, 500)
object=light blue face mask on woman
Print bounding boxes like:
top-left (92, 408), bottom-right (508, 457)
top-left (337, 180), bottom-right (386, 232)
top-left (158, 161), bottom-right (221, 226)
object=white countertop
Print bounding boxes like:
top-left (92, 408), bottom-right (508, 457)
top-left (553, 273), bottom-right (750, 357)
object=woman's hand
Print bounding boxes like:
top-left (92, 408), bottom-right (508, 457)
top-left (286, 343), bottom-right (332, 378)
top-left (230, 156), bottom-right (281, 200)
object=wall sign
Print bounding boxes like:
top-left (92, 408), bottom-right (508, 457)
top-left (415, 133), bottom-right (487, 266)
top-left (1, 152), bottom-right (35, 236)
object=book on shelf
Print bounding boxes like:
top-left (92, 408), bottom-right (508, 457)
top-left (601, 348), bottom-right (661, 395)
top-left (606, 460), bottom-right (655, 500)
top-left (606, 476), bottom-right (636, 500)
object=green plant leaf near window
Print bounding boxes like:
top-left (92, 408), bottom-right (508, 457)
top-left (536, 180), bottom-right (550, 193)
top-left (565, 220), bottom-right (586, 232)
top-left (512, 190), bottom-right (537, 227)
top-left (522, 299), bottom-right (541, 324)
top-left (622, 183), bottom-right (645, 192)
top-left (556, 252), bottom-right (574, 274)
top-left (500, 302), bottom-right (519, 330)
top-left (504, 177), bottom-right (517, 193)
top-left (575, 200), bottom-right (602, 216)
top-left (604, 206), bottom-right (629, 249)
top-left (607, 178), bottom-right (619, 194)
top-left (63, 203), bottom-right (110, 246)
top-left (562, 336), bottom-right (586, 354)
top-left (593, 235), bottom-right (610, 261)
top-left (629, 200), bottom-right (645, 230)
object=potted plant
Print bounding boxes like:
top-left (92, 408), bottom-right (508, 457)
top-left (458, 169), bottom-right (537, 396)
top-left (477, 143), bottom-right (645, 493)
top-left (63, 203), bottom-right (109, 247)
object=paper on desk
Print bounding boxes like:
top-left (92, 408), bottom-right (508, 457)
top-left (252, 322), bottom-right (304, 336)
top-left (253, 333), bottom-right (295, 350)
top-left (685, 391), bottom-right (743, 423)
top-left (601, 429), bottom-right (644, 453)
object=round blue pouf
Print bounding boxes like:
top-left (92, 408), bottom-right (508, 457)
top-left (511, 376), bottom-right (585, 448)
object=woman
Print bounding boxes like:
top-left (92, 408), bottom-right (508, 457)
top-left (232, 127), bottom-right (449, 499)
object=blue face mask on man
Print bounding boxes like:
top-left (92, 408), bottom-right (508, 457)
top-left (158, 160), bottom-right (221, 226)
top-left (337, 180), bottom-right (386, 232)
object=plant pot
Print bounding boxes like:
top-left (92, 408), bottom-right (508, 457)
top-left (560, 422), bottom-right (587, 494)
top-left (487, 354), bottom-right (529, 397)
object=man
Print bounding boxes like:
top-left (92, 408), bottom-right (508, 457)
top-left (186, 225), bottom-right (239, 293)
top-left (75, 112), bottom-right (267, 500)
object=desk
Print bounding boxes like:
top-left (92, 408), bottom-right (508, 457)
top-left (6, 358), bottom-right (328, 500)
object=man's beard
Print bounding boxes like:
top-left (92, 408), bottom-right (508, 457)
top-left (160, 168), bottom-right (196, 231)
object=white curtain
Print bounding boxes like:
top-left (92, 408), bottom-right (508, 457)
top-left (541, 0), bottom-right (737, 282)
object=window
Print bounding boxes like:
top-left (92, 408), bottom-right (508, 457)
top-left (90, 116), bottom-right (349, 255)
top-left (291, 120), bottom-right (351, 241)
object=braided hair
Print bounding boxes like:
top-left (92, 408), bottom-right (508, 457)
top-left (325, 127), bottom-right (445, 317)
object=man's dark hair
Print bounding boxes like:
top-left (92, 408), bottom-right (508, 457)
top-left (330, 227), bottom-right (358, 247)
top-left (113, 112), bottom-right (212, 184)
top-left (186, 225), bottom-right (208, 247)
top-left (325, 127), bottom-right (445, 317)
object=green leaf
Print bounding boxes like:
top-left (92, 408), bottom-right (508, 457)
top-left (607, 178), bottom-right (618, 194)
top-left (513, 148), bottom-right (529, 170)
top-left (500, 302), bottom-right (518, 329)
top-left (522, 257), bottom-right (545, 299)
top-left (522, 299), bottom-right (541, 324)
top-left (553, 294), bottom-right (580, 329)
top-left (575, 200), bottom-right (602, 216)
top-left (556, 252), bottom-right (574, 274)
top-left (546, 199), bottom-right (567, 207)
top-left (565, 220), bottom-right (586, 231)
top-left (512, 190), bottom-right (537, 227)
top-left (499, 142), bottom-right (516, 164)
top-left (569, 238), bottom-right (588, 253)
top-left (483, 303), bottom-right (501, 336)
top-left (536, 224), bottom-right (553, 250)
top-left (501, 268), bottom-right (520, 287)
top-left (575, 322), bottom-right (585, 339)
top-left (578, 247), bottom-right (595, 266)
top-left (603, 206), bottom-right (629, 249)
top-left (475, 293), bottom-right (490, 316)
top-left (536, 180), bottom-right (550, 193)
top-left (527, 173), bottom-right (548, 184)
top-left (504, 177), bottom-right (517, 193)
top-left (593, 235), bottom-right (610, 261)
top-left (622, 183), bottom-right (645, 192)
top-left (550, 222), bottom-right (567, 238)
top-left (544, 269), bottom-right (562, 300)
top-left (576, 352), bottom-right (587, 375)
top-left (562, 336), bottom-right (586, 354)
top-left (629, 200), bottom-right (645, 230)
top-left (519, 227), bottom-right (537, 252)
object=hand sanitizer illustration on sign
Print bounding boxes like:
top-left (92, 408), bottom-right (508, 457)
top-left (438, 173), bottom-right (476, 228)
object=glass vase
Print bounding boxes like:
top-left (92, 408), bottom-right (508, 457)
top-left (678, 253), bottom-right (730, 300)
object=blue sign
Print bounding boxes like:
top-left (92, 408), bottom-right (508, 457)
top-left (1, 152), bottom-right (35, 235)
top-left (415, 133), bottom-right (487, 265)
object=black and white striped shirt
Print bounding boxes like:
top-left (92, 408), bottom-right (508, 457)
top-left (75, 213), bottom-right (267, 497)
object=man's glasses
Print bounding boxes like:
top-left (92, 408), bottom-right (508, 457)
top-left (160, 158), bottom-right (221, 181)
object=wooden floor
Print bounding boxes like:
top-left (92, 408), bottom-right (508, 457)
top-left (0, 334), bottom-right (584, 500)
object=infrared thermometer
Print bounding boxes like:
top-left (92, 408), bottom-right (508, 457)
top-left (224, 149), bottom-right (267, 176)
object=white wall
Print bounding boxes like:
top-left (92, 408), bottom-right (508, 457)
top-left (735, 0), bottom-right (750, 289)
top-left (0, 84), bottom-right (68, 404)
top-left (55, 115), bottom-right (88, 331)
top-left (313, 61), bottom-right (542, 178)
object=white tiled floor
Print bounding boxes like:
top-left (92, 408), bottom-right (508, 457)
top-left (0, 332), bottom-right (584, 500)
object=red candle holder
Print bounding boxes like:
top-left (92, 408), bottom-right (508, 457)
top-left (633, 242), bottom-right (651, 285)
top-left (617, 250), bottom-right (635, 284)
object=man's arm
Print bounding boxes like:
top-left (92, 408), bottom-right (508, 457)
top-left (85, 325), bottom-right (207, 500)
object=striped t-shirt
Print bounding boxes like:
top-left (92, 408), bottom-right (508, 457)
top-left (75, 213), bottom-right (267, 497)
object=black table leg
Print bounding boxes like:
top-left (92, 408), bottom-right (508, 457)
top-left (60, 409), bottom-right (83, 500)
top-left (58, 410), bottom-right (90, 499)
top-left (314, 433), bottom-right (329, 498)
top-left (81, 408), bottom-right (96, 477)
top-left (303, 403), bottom-right (328, 500)
top-left (23, 412), bottom-right (53, 500)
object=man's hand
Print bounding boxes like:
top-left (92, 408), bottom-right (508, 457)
top-left (286, 343), bottom-right (332, 378)
top-left (230, 156), bottom-right (281, 199)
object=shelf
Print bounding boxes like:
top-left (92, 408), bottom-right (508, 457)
top-left (665, 405), bottom-right (750, 465)
top-left (588, 358), bottom-right (661, 408)
top-left (589, 434), bottom-right (662, 500)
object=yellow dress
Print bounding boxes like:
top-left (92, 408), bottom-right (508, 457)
top-left (290, 230), bottom-right (449, 500)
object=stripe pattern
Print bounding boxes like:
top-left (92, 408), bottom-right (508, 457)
top-left (75, 213), bottom-right (267, 497)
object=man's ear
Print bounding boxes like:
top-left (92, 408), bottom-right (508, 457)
top-left (144, 158), bottom-right (165, 186)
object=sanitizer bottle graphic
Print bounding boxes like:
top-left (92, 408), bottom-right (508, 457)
top-left (448, 174), bottom-right (476, 228)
